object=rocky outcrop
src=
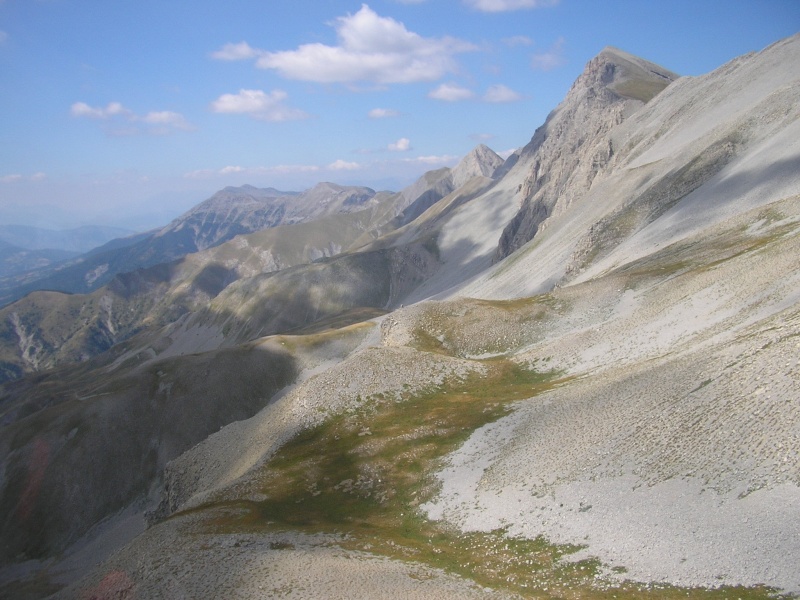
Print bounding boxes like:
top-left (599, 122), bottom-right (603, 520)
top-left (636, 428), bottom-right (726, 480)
top-left (396, 144), bottom-right (504, 225)
top-left (495, 48), bottom-right (678, 260)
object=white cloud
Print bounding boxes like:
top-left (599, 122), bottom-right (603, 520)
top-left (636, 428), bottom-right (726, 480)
top-left (388, 137), bottom-right (411, 151)
top-left (428, 82), bottom-right (475, 102)
top-left (210, 89), bottom-right (309, 122)
top-left (531, 37), bottom-right (566, 71)
top-left (71, 101), bottom-right (192, 134)
top-left (502, 35), bottom-right (533, 47)
top-left (31, 172), bottom-right (47, 181)
top-left (483, 84), bottom-right (522, 103)
top-left (220, 165), bottom-right (246, 174)
top-left (0, 30), bottom-right (8, 44)
top-left (70, 101), bottom-right (131, 119)
top-left (1, 174), bottom-right (22, 183)
top-left (252, 5), bottom-right (475, 84)
top-left (369, 108), bottom-right (400, 119)
top-left (328, 159), bottom-right (361, 171)
top-left (210, 41), bottom-right (261, 61)
top-left (464, 0), bottom-right (559, 12)
top-left (141, 111), bottom-right (193, 133)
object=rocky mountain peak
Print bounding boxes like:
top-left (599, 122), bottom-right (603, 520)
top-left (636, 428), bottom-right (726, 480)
top-left (496, 47), bottom-right (678, 260)
top-left (595, 46), bottom-right (679, 102)
top-left (451, 144), bottom-right (504, 189)
top-left (561, 45), bottom-right (679, 111)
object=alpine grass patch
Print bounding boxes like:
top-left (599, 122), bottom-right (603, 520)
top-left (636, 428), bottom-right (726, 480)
top-left (187, 358), bottom-right (787, 598)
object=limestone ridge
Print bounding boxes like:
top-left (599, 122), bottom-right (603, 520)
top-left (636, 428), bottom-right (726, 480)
top-left (157, 182), bottom-right (378, 252)
top-left (0, 183), bottom-right (381, 305)
top-left (495, 48), bottom-right (679, 260)
top-left (397, 144), bottom-right (504, 225)
top-left (450, 144), bottom-right (505, 189)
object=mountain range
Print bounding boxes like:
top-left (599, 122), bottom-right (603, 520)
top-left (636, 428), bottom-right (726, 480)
top-left (0, 34), bottom-right (798, 599)
top-left (0, 225), bottom-right (137, 281)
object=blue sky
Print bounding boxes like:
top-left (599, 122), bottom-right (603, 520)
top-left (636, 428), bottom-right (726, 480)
top-left (1, 0), bottom-right (797, 230)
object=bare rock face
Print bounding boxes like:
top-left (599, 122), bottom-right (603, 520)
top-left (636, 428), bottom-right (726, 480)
top-left (450, 144), bottom-right (505, 189)
top-left (396, 144), bottom-right (504, 225)
top-left (495, 48), bottom-right (678, 260)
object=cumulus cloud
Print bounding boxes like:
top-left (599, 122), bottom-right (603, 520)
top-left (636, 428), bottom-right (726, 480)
top-left (225, 5), bottom-right (474, 84)
top-left (464, 0), bottom-right (559, 11)
top-left (210, 41), bottom-right (261, 61)
top-left (483, 84), bottom-right (522, 103)
top-left (70, 101), bottom-right (131, 119)
top-left (388, 137), bottom-right (411, 151)
top-left (428, 82), bottom-right (475, 102)
top-left (531, 37), bottom-right (566, 71)
top-left (328, 159), bottom-right (361, 171)
top-left (141, 111), bottom-right (193, 133)
top-left (369, 108), bottom-right (400, 119)
top-left (71, 101), bottom-right (192, 134)
top-left (210, 89), bottom-right (309, 122)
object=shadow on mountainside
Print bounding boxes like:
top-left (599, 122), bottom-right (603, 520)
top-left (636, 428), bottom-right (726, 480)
top-left (404, 186), bottom-right (516, 302)
top-left (0, 237), bottom-right (444, 565)
top-left (0, 342), bottom-right (298, 565)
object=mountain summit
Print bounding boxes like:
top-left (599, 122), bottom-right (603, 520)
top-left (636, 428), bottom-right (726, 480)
top-left (496, 48), bottom-right (679, 258)
top-left (450, 144), bottom-right (504, 188)
top-left (595, 45), bottom-right (679, 102)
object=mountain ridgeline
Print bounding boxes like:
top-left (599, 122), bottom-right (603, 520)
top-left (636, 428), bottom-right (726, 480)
top-left (1, 35), bottom-right (799, 599)
top-left (0, 146), bottom-right (504, 382)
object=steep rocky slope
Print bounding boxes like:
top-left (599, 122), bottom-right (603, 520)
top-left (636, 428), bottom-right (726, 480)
top-left (496, 47), bottom-right (679, 259)
top-left (392, 145), bottom-right (504, 226)
top-left (1, 36), bottom-right (799, 599)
